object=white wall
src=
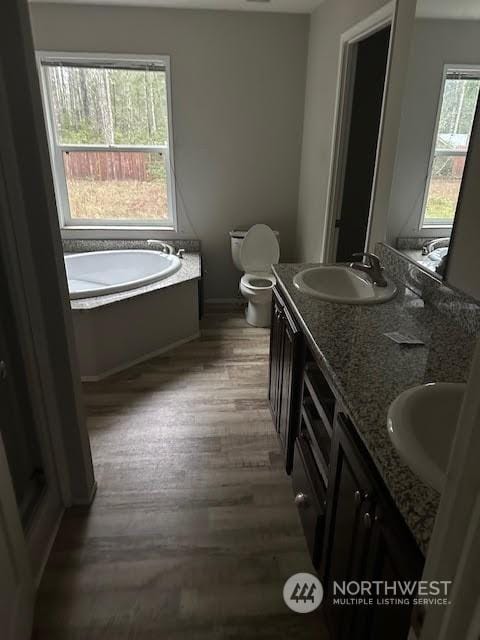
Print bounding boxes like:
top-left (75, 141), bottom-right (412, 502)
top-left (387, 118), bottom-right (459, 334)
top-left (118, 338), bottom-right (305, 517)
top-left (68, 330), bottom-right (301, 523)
top-left (387, 19), bottom-right (480, 243)
top-left (296, 0), bottom-right (389, 262)
top-left (29, 4), bottom-right (309, 299)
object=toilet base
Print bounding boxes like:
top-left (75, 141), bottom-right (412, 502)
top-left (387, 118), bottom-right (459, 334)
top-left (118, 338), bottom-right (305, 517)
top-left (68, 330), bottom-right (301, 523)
top-left (245, 300), bottom-right (271, 328)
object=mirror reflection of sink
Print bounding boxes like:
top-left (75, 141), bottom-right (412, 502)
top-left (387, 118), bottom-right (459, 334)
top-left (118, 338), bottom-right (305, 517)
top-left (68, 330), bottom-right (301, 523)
top-left (293, 265), bottom-right (397, 304)
top-left (387, 383), bottom-right (466, 492)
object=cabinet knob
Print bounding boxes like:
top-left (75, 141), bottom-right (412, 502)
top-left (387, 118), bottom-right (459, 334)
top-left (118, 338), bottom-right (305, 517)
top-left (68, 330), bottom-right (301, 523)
top-left (294, 493), bottom-right (308, 507)
top-left (354, 490), bottom-right (362, 505)
top-left (364, 512), bottom-right (372, 529)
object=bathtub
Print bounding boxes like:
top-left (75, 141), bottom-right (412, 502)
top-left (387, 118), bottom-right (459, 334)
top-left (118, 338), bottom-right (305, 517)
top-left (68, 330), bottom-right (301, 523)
top-left (65, 250), bottom-right (182, 299)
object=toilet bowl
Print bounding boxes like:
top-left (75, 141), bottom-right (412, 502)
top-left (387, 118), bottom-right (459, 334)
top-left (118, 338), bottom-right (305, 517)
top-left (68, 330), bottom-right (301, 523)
top-left (230, 224), bottom-right (280, 328)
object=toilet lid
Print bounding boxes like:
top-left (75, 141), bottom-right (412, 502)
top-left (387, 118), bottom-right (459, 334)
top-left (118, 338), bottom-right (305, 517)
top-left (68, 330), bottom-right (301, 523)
top-left (240, 224), bottom-right (280, 272)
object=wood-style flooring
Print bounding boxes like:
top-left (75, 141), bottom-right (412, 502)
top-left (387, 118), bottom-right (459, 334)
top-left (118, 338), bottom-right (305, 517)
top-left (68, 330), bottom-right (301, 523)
top-left (33, 305), bottom-right (327, 639)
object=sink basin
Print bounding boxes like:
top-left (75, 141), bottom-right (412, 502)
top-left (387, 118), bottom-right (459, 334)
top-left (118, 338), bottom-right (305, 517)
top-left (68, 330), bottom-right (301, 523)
top-left (293, 265), bottom-right (397, 304)
top-left (387, 382), bottom-right (466, 492)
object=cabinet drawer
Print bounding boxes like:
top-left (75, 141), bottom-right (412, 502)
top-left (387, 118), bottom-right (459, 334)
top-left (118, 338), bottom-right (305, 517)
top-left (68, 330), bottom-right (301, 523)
top-left (292, 438), bottom-right (326, 568)
top-left (302, 397), bottom-right (332, 470)
top-left (304, 363), bottom-right (335, 431)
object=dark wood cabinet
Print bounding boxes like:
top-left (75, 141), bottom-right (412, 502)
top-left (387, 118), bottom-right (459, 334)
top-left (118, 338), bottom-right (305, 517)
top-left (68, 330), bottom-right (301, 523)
top-left (291, 437), bottom-right (326, 567)
top-left (321, 412), bottom-right (374, 636)
top-left (268, 288), bottom-right (423, 640)
top-left (268, 288), bottom-right (303, 473)
top-left (322, 412), bottom-right (424, 640)
top-left (358, 500), bottom-right (424, 639)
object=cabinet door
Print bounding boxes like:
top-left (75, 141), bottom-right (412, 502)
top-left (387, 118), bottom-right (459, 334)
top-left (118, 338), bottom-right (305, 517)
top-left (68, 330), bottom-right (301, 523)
top-left (321, 412), bottom-right (375, 638)
top-left (323, 412), bottom-right (424, 640)
top-left (268, 293), bottom-right (284, 431)
top-left (278, 306), bottom-right (302, 473)
top-left (354, 501), bottom-right (424, 640)
top-left (292, 437), bottom-right (326, 568)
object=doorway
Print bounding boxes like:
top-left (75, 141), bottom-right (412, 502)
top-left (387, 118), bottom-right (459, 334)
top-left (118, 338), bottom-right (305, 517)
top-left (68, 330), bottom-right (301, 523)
top-left (335, 25), bottom-right (391, 262)
top-left (323, 6), bottom-right (393, 264)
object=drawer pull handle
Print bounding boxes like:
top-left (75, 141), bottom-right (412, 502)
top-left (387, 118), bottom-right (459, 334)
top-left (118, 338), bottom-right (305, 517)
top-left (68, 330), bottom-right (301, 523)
top-left (294, 493), bottom-right (309, 507)
top-left (364, 512), bottom-right (372, 529)
top-left (354, 490), bottom-right (362, 505)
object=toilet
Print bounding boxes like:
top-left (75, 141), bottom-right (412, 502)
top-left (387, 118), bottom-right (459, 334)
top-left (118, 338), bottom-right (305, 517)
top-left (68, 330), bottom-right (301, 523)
top-left (230, 224), bottom-right (280, 328)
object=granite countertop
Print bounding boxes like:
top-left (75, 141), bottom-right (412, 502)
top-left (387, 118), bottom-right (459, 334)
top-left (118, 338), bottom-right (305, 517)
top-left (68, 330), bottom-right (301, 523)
top-left (273, 262), bottom-right (477, 554)
top-left (70, 252), bottom-right (201, 311)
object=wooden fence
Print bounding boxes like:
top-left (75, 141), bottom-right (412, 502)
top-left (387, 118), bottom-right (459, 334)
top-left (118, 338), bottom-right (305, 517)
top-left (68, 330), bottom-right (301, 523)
top-left (64, 151), bottom-right (153, 181)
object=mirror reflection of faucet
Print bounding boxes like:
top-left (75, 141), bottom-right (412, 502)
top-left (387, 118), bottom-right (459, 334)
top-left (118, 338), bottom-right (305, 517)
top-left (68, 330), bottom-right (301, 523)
top-left (419, 238), bottom-right (450, 276)
top-left (421, 237), bottom-right (450, 256)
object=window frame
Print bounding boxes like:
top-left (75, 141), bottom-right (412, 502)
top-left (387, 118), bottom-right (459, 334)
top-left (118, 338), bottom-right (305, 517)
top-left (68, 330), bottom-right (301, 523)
top-left (419, 63), bottom-right (480, 230)
top-left (36, 51), bottom-right (177, 231)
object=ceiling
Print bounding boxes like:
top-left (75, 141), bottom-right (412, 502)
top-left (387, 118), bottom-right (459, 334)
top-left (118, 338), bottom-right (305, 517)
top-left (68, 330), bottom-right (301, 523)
top-left (27, 0), bottom-right (480, 19)
top-left (28, 0), bottom-right (324, 13)
top-left (417, 0), bottom-right (480, 20)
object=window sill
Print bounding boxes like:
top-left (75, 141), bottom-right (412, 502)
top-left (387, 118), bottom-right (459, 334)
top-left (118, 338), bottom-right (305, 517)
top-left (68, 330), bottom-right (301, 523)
top-left (62, 225), bottom-right (176, 231)
top-left (60, 225), bottom-right (181, 240)
top-left (421, 224), bottom-right (454, 230)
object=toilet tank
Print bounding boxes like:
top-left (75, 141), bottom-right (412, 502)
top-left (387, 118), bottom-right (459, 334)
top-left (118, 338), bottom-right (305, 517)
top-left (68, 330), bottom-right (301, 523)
top-left (230, 228), bottom-right (280, 272)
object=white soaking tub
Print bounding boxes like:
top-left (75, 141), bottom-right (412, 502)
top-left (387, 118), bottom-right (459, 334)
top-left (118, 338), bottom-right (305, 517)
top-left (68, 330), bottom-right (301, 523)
top-left (65, 250), bottom-right (182, 299)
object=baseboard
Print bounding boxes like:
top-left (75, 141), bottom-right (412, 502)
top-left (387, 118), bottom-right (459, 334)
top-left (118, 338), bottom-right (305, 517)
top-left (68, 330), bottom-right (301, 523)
top-left (71, 480), bottom-right (98, 506)
top-left (81, 332), bottom-right (200, 382)
top-left (27, 491), bottom-right (64, 588)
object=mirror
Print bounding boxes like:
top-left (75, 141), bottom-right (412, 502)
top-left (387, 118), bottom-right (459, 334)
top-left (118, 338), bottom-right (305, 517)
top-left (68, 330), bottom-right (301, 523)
top-left (386, 0), bottom-right (480, 279)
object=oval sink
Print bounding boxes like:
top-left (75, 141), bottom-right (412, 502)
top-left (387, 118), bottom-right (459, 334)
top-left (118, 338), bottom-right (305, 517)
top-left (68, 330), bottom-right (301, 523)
top-left (293, 265), bottom-right (397, 304)
top-left (387, 382), bottom-right (466, 492)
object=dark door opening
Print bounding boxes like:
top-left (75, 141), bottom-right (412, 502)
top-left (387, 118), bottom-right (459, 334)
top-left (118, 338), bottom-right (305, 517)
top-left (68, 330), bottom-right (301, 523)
top-left (335, 25), bottom-right (391, 263)
top-left (0, 254), bottom-right (46, 529)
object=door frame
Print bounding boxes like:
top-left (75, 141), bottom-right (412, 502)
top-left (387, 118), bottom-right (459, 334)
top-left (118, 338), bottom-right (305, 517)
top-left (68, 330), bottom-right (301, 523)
top-left (322, 3), bottom-right (395, 263)
top-left (0, 429), bottom-right (35, 640)
top-left (0, 64), bottom-right (67, 584)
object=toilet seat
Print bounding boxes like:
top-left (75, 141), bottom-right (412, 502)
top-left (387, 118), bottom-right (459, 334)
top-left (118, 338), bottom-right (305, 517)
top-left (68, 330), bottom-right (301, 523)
top-left (241, 272), bottom-right (276, 291)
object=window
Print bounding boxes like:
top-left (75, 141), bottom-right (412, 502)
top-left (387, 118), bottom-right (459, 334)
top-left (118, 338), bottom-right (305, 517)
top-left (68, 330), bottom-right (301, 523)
top-left (37, 53), bottom-right (176, 229)
top-left (421, 67), bottom-right (480, 228)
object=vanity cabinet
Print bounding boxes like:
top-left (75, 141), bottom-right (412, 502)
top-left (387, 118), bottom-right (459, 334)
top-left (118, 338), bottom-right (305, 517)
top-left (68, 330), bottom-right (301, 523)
top-left (268, 285), bottom-right (424, 640)
top-left (268, 288), bottom-right (303, 473)
top-left (322, 412), bottom-right (424, 639)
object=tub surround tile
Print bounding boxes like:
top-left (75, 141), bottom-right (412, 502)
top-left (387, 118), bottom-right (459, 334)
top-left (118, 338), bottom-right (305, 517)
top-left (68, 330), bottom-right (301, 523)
top-left (396, 237), bottom-right (440, 251)
top-left (63, 238), bottom-right (201, 253)
top-left (70, 252), bottom-right (201, 311)
top-left (272, 253), bottom-right (479, 553)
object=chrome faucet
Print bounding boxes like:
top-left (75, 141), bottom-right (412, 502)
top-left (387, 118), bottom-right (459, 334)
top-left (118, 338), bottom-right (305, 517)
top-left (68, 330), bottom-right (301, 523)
top-left (350, 252), bottom-right (388, 287)
top-left (422, 237), bottom-right (450, 256)
top-left (147, 240), bottom-right (185, 259)
top-left (147, 239), bottom-right (176, 254)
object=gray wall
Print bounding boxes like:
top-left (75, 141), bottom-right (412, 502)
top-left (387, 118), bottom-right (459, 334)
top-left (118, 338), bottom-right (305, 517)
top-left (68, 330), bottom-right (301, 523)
top-left (29, 4), bottom-right (309, 300)
top-left (296, 0), bottom-right (388, 262)
top-left (387, 19), bottom-right (480, 243)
